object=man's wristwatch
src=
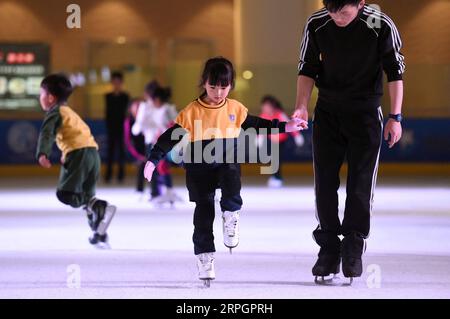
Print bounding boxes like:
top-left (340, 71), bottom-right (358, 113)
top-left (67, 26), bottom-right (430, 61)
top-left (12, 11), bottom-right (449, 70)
top-left (389, 113), bottom-right (403, 123)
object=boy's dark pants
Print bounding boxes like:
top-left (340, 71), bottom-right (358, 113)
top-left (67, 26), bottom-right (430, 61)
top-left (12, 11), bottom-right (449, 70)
top-left (186, 163), bottom-right (243, 255)
top-left (312, 103), bottom-right (383, 256)
top-left (56, 147), bottom-right (100, 208)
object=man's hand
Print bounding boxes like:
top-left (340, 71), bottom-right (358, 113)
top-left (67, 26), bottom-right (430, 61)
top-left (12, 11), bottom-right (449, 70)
top-left (292, 106), bottom-right (309, 122)
top-left (143, 161), bottom-right (156, 182)
top-left (286, 118), bottom-right (309, 133)
top-left (60, 155), bottom-right (65, 165)
top-left (384, 119), bottom-right (402, 149)
top-left (39, 155), bottom-right (52, 168)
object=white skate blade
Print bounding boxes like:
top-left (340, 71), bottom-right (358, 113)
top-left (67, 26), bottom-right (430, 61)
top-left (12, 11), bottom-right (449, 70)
top-left (202, 279), bottom-right (213, 288)
top-left (152, 194), bottom-right (182, 207)
top-left (97, 205), bottom-right (116, 235)
top-left (314, 274), bottom-right (337, 285)
top-left (314, 275), bottom-right (354, 287)
top-left (94, 241), bottom-right (111, 250)
top-left (151, 201), bottom-right (173, 209)
top-left (345, 277), bottom-right (354, 286)
top-left (153, 199), bottom-right (175, 206)
top-left (224, 242), bottom-right (238, 249)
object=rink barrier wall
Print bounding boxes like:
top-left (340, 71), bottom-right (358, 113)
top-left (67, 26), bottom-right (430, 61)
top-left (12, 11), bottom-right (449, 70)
top-left (0, 163), bottom-right (449, 177)
top-left (0, 119), bottom-right (449, 173)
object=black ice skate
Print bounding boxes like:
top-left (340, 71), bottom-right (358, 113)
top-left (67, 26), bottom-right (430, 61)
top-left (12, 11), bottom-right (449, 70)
top-left (341, 232), bottom-right (365, 285)
top-left (85, 208), bottom-right (96, 231)
top-left (86, 197), bottom-right (116, 249)
top-left (313, 255), bottom-right (341, 284)
top-left (342, 257), bottom-right (363, 284)
top-left (89, 232), bottom-right (110, 250)
top-left (87, 197), bottom-right (116, 235)
top-left (312, 228), bottom-right (341, 285)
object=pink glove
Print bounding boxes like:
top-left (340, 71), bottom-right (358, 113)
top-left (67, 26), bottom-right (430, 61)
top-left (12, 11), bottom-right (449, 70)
top-left (143, 161), bottom-right (156, 182)
top-left (38, 155), bottom-right (52, 168)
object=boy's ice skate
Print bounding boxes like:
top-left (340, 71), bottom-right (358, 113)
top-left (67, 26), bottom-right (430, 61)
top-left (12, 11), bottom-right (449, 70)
top-left (86, 197), bottom-right (116, 248)
top-left (89, 232), bottom-right (110, 249)
top-left (87, 197), bottom-right (116, 235)
top-left (197, 253), bottom-right (215, 288)
top-left (222, 211), bottom-right (240, 253)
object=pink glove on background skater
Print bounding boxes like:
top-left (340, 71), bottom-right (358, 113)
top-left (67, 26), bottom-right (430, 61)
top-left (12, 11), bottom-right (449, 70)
top-left (38, 155), bottom-right (52, 168)
top-left (144, 161), bottom-right (156, 182)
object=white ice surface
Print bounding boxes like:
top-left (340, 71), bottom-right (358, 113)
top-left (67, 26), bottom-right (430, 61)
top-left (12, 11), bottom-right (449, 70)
top-left (0, 177), bottom-right (449, 299)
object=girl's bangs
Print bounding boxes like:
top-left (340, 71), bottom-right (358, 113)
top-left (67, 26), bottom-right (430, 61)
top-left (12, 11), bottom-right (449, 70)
top-left (207, 64), bottom-right (233, 87)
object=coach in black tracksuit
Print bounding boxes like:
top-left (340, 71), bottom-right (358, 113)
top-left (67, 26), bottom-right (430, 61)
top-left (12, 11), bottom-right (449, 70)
top-left (294, 0), bottom-right (405, 278)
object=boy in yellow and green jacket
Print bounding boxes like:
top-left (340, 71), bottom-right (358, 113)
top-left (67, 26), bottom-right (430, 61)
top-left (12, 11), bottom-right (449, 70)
top-left (36, 74), bottom-right (116, 248)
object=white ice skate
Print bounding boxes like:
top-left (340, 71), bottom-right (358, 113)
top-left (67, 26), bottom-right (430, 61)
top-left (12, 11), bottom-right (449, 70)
top-left (136, 191), bottom-right (146, 202)
top-left (152, 188), bottom-right (183, 208)
top-left (96, 204), bottom-right (117, 236)
top-left (222, 211), bottom-right (240, 253)
top-left (197, 253), bottom-right (215, 288)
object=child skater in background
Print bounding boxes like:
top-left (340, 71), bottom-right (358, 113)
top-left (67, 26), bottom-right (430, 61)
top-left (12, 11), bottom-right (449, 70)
top-left (124, 98), bottom-right (148, 199)
top-left (132, 81), bottom-right (161, 200)
top-left (148, 86), bottom-right (182, 206)
top-left (143, 57), bottom-right (308, 286)
top-left (258, 95), bottom-right (305, 188)
top-left (132, 82), bottom-right (180, 205)
top-left (36, 74), bottom-right (116, 249)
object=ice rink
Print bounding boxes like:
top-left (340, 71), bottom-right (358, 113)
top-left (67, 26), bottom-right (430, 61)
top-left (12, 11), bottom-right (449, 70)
top-left (0, 176), bottom-right (449, 299)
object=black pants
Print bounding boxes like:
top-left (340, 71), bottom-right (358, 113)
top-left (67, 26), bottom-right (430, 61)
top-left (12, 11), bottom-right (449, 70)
top-left (106, 133), bottom-right (125, 182)
top-left (136, 161), bottom-right (173, 196)
top-left (186, 163), bottom-right (243, 255)
top-left (312, 104), bottom-right (383, 248)
top-left (136, 161), bottom-right (146, 192)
